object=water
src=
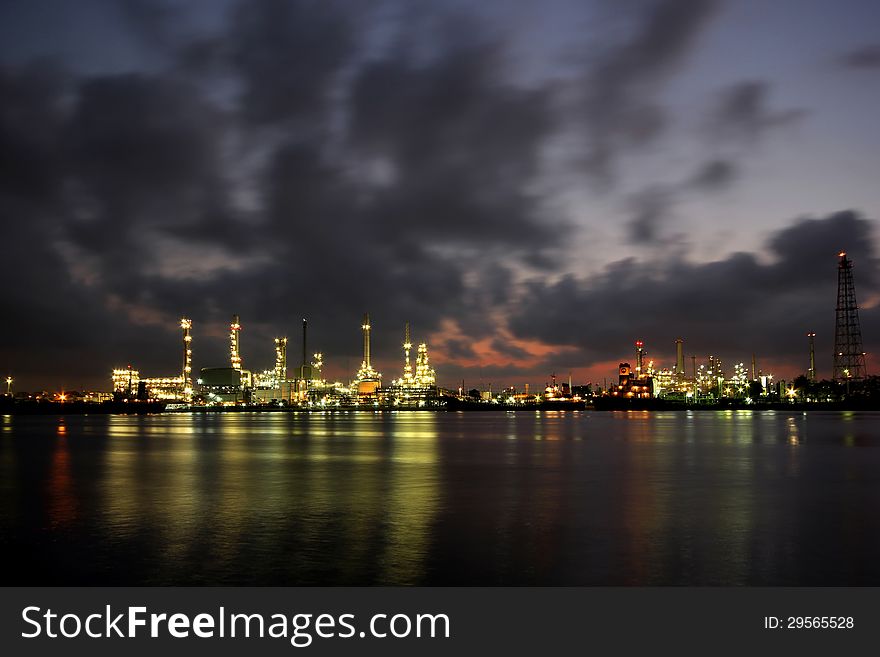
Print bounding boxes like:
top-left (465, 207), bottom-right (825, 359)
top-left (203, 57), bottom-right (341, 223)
top-left (1, 410), bottom-right (879, 585)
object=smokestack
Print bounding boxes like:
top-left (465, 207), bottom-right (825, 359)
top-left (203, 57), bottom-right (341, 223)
top-left (751, 354), bottom-right (757, 380)
top-left (635, 340), bottom-right (644, 376)
top-left (808, 332), bottom-right (816, 382)
top-left (302, 318), bottom-right (308, 367)
top-left (362, 313), bottom-right (371, 367)
top-left (675, 338), bottom-right (684, 376)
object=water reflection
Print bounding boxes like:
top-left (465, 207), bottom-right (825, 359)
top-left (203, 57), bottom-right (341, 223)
top-left (97, 411), bottom-right (441, 584)
top-left (47, 425), bottom-right (76, 529)
top-left (2, 410), bottom-right (880, 585)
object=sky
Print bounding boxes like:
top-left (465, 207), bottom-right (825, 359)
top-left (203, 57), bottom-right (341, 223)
top-left (2, 0), bottom-right (880, 392)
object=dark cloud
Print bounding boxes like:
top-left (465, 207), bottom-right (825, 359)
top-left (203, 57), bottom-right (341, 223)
top-left (509, 211), bottom-right (879, 378)
top-left (688, 159), bottom-right (738, 191)
top-left (707, 80), bottom-right (807, 142)
top-left (229, 0), bottom-right (359, 127)
top-left (347, 26), bottom-right (562, 251)
top-left (625, 159), bottom-right (737, 244)
top-left (580, 0), bottom-right (719, 182)
top-left (117, 0), bottom-right (181, 50)
top-left (0, 0), bottom-right (569, 389)
top-left (0, 0), bottom-right (872, 391)
top-left (839, 44), bottom-right (880, 69)
top-left (626, 185), bottom-right (675, 244)
top-left (0, 61), bottom-right (69, 201)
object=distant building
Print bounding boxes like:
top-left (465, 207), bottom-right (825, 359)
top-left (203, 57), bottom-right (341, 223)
top-left (112, 367), bottom-right (140, 398)
top-left (198, 367), bottom-right (245, 404)
top-left (611, 362), bottom-right (653, 399)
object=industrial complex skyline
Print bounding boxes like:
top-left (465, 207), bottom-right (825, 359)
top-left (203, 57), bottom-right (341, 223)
top-left (2, 0), bottom-right (880, 390)
top-left (5, 244), bottom-right (868, 398)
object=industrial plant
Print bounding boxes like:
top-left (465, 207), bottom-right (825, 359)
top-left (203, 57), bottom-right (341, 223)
top-left (108, 310), bottom-right (441, 409)
top-left (601, 251), bottom-right (871, 407)
top-left (3, 251), bottom-right (878, 413)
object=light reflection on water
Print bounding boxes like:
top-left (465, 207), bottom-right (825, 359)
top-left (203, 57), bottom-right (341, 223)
top-left (1, 410), bottom-right (879, 585)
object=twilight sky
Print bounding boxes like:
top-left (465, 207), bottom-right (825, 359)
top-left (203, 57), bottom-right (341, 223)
top-left (2, 0), bottom-right (880, 391)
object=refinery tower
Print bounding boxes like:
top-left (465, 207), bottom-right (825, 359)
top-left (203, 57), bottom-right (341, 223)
top-left (353, 313), bottom-right (381, 398)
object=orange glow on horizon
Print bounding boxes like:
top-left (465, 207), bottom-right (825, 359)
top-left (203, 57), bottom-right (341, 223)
top-left (427, 318), bottom-right (579, 371)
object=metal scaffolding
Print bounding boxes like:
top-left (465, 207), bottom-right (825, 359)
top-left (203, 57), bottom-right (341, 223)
top-left (832, 252), bottom-right (866, 382)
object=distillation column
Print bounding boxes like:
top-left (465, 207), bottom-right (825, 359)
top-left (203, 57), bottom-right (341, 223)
top-left (180, 317), bottom-right (193, 401)
top-left (230, 314), bottom-right (242, 371)
top-left (807, 332), bottom-right (816, 382)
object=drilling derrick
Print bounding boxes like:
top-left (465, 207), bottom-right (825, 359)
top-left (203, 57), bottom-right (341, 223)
top-left (230, 314), bottom-right (242, 371)
top-left (180, 318), bottom-right (193, 401)
top-left (833, 251), bottom-right (866, 382)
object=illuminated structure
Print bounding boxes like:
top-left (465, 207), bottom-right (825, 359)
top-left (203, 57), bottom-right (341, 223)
top-left (181, 318), bottom-right (193, 401)
top-left (807, 332), bottom-right (816, 382)
top-left (675, 338), bottom-right (684, 377)
top-left (611, 362), bottom-right (652, 399)
top-left (199, 367), bottom-right (244, 404)
top-left (275, 337), bottom-right (288, 386)
top-left (112, 367), bottom-right (140, 397)
top-left (353, 313), bottom-right (381, 398)
top-left (402, 322), bottom-right (414, 385)
top-left (414, 342), bottom-right (435, 386)
top-left (833, 251), bottom-right (866, 382)
top-left (730, 363), bottom-right (748, 397)
top-left (139, 375), bottom-right (185, 400)
top-left (635, 340), bottom-right (644, 377)
top-left (298, 319), bottom-right (313, 382)
top-left (230, 314), bottom-right (242, 371)
top-left (5, 376), bottom-right (12, 396)
top-left (114, 318), bottom-right (196, 402)
top-left (251, 336), bottom-right (290, 402)
top-left (654, 368), bottom-right (677, 395)
top-left (390, 323), bottom-right (437, 404)
top-left (543, 373), bottom-right (572, 400)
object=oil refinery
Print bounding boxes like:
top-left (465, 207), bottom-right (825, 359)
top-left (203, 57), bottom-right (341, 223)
top-left (2, 252), bottom-right (876, 413)
top-left (109, 311), bottom-right (441, 409)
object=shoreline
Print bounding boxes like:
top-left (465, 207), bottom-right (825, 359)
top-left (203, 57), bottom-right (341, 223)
top-left (3, 399), bottom-right (880, 415)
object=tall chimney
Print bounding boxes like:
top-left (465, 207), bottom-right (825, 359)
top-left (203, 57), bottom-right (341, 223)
top-left (302, 318), bottom-right (308, 367)
top-left (362, 313), bottom-right (371, 368)
top-left (807, 332), bottom-right (816, 382)
top-left (675, 338), bottom-right (684, 376)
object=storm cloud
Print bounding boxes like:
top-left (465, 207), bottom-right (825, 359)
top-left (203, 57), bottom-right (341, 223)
top-left (0, 0), bottom-right (876, 390)
top-left (509, 211), bottom-right (879, 380)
